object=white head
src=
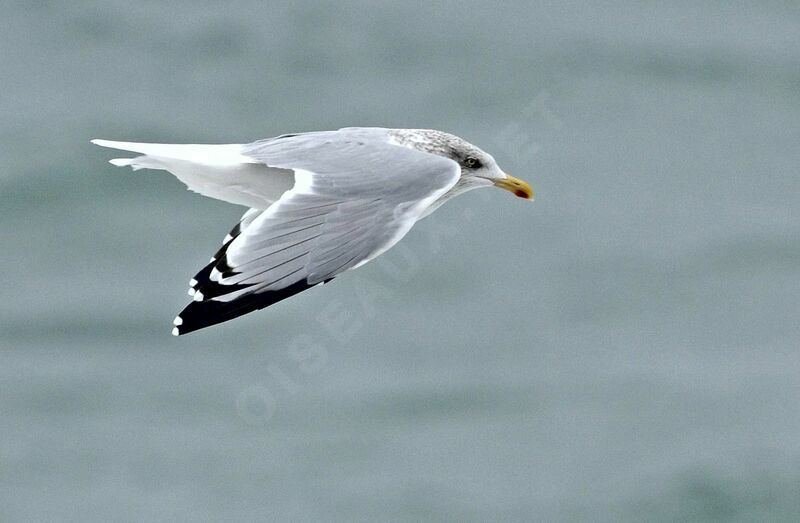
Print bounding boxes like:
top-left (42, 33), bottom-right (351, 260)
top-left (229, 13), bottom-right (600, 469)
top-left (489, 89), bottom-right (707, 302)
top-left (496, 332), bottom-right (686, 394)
top-left (389, 128), bottom-right (534, 201)
top-left (451, 146), bottom-right (534, 200)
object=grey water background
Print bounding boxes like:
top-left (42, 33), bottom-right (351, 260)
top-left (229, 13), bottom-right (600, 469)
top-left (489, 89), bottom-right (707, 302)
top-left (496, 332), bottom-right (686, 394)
top-left (2, 1), bottom-right (799, 521)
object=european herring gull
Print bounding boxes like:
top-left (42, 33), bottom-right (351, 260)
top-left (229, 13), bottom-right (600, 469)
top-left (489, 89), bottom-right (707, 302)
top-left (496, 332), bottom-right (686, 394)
top-left (91, 127), bottom-right (533, 335)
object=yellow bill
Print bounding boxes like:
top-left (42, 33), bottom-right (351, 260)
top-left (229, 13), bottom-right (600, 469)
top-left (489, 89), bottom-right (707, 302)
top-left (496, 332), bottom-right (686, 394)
top-left (494, 174), bottom-right (534, 200)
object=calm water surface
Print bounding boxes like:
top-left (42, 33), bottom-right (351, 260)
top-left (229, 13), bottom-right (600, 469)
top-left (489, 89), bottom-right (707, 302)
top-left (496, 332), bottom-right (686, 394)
top-left (1, 1), bottom-right (799, 521)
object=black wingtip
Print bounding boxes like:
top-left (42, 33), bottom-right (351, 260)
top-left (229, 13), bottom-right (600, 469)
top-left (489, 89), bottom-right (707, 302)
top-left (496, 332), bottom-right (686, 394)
top-left (172, 279), bottom-right (330, 336)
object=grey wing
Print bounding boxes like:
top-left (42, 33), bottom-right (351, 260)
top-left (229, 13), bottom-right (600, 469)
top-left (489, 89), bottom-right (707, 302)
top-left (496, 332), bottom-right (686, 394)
top-left (173, 129), bottom-right (459, 335)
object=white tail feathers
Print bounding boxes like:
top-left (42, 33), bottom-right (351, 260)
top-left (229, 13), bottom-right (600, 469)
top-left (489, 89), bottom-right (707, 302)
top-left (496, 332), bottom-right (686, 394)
top-left (108, 157), bottom-right (151, 171)
top-left (91, 139), bottom-right (158, 155)
top-left (90, 139), bottom-right (254, 166)
top-left (91, 137), bottom-right (294, 209)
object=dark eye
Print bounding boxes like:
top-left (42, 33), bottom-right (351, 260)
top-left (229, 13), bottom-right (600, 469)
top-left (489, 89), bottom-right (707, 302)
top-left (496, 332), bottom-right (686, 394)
top-left (464, 157), bottom-right (481, 169)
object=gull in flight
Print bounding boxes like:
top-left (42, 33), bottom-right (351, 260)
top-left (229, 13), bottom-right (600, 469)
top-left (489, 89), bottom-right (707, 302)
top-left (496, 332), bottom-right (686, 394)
top-left (92, 128), bottom-right (533, 335)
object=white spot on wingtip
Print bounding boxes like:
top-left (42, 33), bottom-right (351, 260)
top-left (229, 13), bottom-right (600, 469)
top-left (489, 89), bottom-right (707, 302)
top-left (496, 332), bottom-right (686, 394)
top-left (193, 290), bottom-right (204, 302)
top-left (173, 316), bottom-right (183, 326)
top-left (209, 257), bottom-right (216, 263)
top-left (223, 234), bottom-right (233, 243)
top-left (189, 278), bottom-right (197, 286)
top-left (188, 288), bottom-right (196, 297)
top-left (172, 327), bottom-right (180, 336)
